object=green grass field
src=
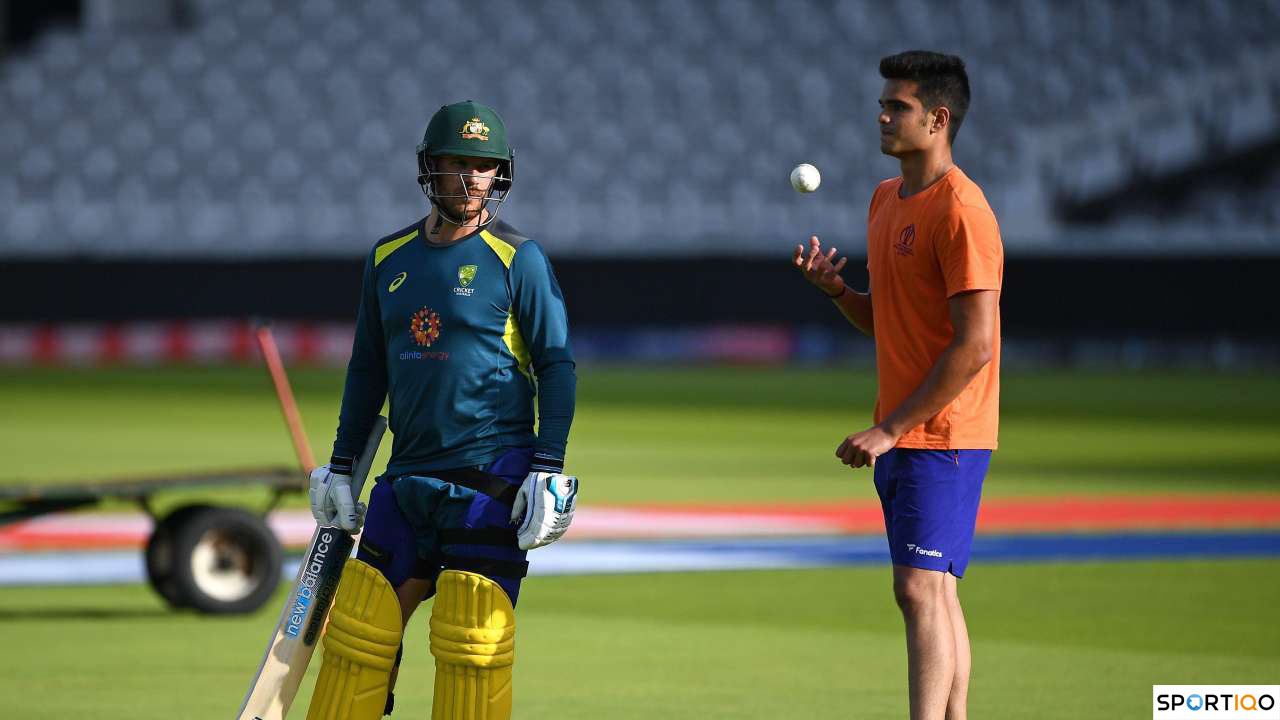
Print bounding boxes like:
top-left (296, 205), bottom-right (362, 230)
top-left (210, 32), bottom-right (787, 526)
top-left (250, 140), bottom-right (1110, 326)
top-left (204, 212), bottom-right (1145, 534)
top-left (1, 365), bottom-right (1278, 718)
top-left (3, 365), bottom-right (1278, 504)
top-left (0, 561), bottom-right (1276, 719)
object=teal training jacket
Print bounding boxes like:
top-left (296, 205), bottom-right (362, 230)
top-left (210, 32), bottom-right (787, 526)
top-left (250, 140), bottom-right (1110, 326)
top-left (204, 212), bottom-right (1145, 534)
top-left (332, 216), bottom-right (576, 475)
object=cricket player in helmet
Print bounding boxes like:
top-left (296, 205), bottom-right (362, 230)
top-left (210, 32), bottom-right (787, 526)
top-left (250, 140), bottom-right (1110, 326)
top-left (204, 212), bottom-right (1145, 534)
top-left (305, 100), bottom-right (578, 720)
top-left (415, 103), bottom-right (514, 230)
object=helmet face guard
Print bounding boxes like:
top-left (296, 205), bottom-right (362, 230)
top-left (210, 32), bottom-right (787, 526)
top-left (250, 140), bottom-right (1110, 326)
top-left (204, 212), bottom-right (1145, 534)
top-left (415, 150), bottom-right (514, 229)
top-left (415, 101), bottom-right (515, 230)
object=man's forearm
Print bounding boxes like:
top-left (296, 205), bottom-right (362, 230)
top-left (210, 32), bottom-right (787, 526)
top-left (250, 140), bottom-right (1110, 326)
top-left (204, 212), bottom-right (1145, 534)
top-left (832, 287), bottom-right (874, 337)
top-left (879, 341), bottom-right (990, 437)
top-left (333, 366), bottom-right (388, 458)
top-left (531, 360), bottom-right (576, 468)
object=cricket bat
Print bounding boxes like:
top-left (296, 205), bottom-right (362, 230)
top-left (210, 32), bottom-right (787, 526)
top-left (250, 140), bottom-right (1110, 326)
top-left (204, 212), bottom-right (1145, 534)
top-left (235, 416), bottom-right (388, 720)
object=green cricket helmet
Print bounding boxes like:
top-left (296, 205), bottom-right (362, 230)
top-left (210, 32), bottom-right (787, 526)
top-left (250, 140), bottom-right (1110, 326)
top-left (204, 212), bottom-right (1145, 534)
top-left (415, 100), bottom-right (515, 227)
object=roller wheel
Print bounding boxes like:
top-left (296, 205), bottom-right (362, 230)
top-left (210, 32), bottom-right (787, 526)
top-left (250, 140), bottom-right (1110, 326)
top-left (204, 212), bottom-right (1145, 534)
top-left (162, 506), bottom-right (282, 614)
top-left (144, 504), bottom-right (215, 608)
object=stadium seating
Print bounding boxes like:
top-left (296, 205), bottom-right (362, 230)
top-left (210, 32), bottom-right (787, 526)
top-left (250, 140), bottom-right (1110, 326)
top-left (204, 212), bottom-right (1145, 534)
top-left (2, 0), bottom-right (1277, 256)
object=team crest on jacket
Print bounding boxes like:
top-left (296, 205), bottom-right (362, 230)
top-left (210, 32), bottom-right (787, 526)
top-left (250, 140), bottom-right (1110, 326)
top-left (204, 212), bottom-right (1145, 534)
top-left (894, 224), bottom-right (916, 256)
top-left (460, 118), bottom-right (490, 141)
top-left (454, 264), bottom-right (477, 297)
top-left (410, 307), bottom-right (442, 346)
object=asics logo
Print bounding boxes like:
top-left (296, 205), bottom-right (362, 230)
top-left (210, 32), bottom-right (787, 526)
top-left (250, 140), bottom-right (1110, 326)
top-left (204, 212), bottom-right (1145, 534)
top-left (389, 271), bottom-right (407, 292)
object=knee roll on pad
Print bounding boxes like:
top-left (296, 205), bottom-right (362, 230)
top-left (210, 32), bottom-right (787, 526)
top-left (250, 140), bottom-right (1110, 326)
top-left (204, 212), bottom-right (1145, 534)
top-left (429, 570), bottom-right (516, 720)
top-left (307, 559), bottom-right (403, 720)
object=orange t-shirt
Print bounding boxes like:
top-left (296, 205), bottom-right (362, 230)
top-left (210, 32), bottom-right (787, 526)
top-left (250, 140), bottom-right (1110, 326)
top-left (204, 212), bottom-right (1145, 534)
top-left (866, 167), bottom-right (1003, 449)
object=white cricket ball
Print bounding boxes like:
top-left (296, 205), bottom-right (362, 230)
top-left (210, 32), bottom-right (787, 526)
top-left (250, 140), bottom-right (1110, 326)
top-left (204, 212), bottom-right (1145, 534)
top-left (790, 163), bottom-right (821, 193)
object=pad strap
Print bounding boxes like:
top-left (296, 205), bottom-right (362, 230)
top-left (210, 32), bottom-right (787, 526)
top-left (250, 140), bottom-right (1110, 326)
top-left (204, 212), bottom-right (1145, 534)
top-left (438, 527), bottom-right (518, 546)
top-left (442, 554), bottom-right (528, 579)
top-left (430, 468), bottom-right (518, 506)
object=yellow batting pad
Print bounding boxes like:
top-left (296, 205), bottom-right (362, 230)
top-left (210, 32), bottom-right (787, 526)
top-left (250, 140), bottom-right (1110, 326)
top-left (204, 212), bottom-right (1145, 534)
top-left (306, 559), bottom-right (403, 720)
top-left (429, 570), bottom-right (516, 720)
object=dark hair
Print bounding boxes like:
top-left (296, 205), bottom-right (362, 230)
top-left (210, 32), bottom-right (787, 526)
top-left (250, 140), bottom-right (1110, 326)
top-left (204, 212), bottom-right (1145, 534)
top-left (879, 50), bottom-right (970, 144)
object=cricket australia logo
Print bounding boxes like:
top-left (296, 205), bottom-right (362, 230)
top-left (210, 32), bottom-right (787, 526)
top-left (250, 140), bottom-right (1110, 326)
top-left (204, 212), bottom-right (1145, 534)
top-left (454, 264), bottom-right (477, 297)
top-left (410, 307), bottom-right (442, 347)
top-left (460, 118), bottom-right (490, 141)
top-left (894, 224), bottom-right (916, 256)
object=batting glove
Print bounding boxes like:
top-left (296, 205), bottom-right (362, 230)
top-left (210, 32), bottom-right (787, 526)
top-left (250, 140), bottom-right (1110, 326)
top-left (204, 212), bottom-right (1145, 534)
top-left (510, 471), bottom-right (578, 550)
top-left (308, 456), bottom-right (366, 532)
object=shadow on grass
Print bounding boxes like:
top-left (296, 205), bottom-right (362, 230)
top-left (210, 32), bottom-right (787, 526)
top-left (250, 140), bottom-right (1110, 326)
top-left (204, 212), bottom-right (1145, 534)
top-left (0, 606), bottom-right (172, 621)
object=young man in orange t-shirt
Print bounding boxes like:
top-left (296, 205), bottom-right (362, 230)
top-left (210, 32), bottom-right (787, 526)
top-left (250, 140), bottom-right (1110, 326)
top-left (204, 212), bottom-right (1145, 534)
top-left (793, 51), bottom-right (1003, 720)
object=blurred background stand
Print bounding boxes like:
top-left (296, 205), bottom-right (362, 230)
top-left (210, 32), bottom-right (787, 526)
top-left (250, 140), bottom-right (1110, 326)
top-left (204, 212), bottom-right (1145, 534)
top-left (0, 0), bottom-right (1278, 366)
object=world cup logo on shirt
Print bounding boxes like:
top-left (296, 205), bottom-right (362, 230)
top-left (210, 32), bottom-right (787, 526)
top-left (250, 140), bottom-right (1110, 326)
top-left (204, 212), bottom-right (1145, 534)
top-left (410, 307), bottom-right (442, 347)
top-left (894, 224), bottom-right (916, 256)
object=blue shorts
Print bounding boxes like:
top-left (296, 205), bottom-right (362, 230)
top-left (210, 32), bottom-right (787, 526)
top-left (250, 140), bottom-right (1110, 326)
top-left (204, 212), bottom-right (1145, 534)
top-left (872, 448), bottom-right (990, 578)
top-left (356, 447), bottom-right (532, 605)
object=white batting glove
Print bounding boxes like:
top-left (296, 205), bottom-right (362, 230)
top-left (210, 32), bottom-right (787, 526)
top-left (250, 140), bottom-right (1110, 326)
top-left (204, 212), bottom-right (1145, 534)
top-left (308, 463), bottom-right (366, 532)
top-left (510, 472), bottom-right (578, 550)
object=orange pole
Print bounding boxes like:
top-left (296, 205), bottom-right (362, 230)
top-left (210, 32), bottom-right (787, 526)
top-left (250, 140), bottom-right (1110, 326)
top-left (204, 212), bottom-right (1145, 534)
top-left (254, 324), bottom-right (318, 475)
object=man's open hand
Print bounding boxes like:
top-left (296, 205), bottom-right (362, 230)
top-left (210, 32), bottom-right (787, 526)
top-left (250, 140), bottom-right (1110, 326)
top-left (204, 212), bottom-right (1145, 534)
top-left (793, 235), bottom-right (847, 297)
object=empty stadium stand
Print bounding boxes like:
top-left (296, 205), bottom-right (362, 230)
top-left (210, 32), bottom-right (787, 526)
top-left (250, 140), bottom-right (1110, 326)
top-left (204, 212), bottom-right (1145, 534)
top-left (2, 0), bottom-right (1277, 257)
